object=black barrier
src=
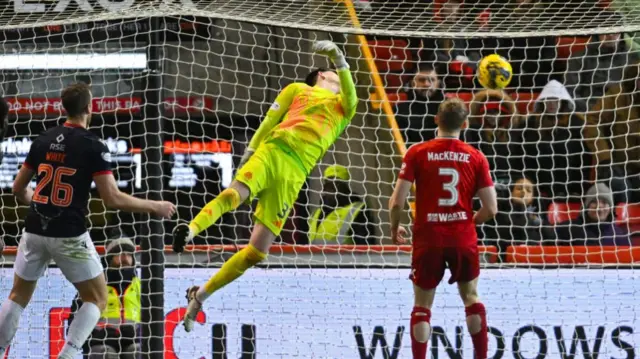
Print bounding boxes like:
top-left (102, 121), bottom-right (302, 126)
top-left (140, 16), bottom-right (165, 358)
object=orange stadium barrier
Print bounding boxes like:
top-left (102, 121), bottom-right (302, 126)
top-left (5, 245), bottom-right (639, 264)
top-left (1, 244), bottom-right (497, 258)
top-left (506, 245), bottom-right (640, 264)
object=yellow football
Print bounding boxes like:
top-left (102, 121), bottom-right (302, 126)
top-left (477, 54), bottom-right (513, 90)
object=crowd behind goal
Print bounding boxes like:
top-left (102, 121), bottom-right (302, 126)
top-left (375, 1), bottom-right (640, 258)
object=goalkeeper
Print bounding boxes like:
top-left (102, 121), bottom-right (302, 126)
top-left (172, 40), bottom-right (358, 331)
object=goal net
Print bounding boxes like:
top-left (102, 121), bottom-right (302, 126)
top-left (0, 0), bottom-right (639, 358)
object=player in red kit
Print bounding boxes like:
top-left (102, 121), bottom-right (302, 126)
top-left (389, 98), bottom-right (498, 359)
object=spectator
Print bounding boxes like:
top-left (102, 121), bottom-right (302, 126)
top-left (419, 0), bottom-right (497, 90)
top-left (586, 62), bottom-right (640, 204)
top-left (395, 64), bottom-right (444, 145)
top-left (308, 165), bottom-right (378, 245)
top-left (552, 183), bottom-right (630, 246)
top-left (564, 10), bottom-right (638, 112)
top-left (69, 238), bottom-right (140, 359)
top-left (466, 89), bottom-right (523, 185)
top-left (517, 80), bottom-right (590, 203)
top-left (279, 180), bottom-right (311, 244)
top-left (479, 174), bottom-right (551, 260)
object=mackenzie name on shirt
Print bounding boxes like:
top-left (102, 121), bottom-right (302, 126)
top-left (427, 151), bottom-right (470, 163)
top-left (428, 212), bottom-right (469, 223)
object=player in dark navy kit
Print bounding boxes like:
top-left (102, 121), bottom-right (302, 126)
top-left (389, 98), bottom-right (498, 359)
top-left (0, 83), bottom-right (176, 359)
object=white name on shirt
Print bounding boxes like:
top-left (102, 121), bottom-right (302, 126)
top-left (427, 151), bottom-right (470, 163)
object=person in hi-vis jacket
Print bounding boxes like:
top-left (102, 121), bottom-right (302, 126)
top-left (308, 165), bottom-right (378, 245)
top-left (68, 237), bottom-right (140, 359)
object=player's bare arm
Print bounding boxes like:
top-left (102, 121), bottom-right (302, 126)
top-left (389, 177), bottom-right (412, 244)
top-left (94, 174), bottom-right (176, 218)
top-left (473, 186), bottom-right (498, 224)
top-left (12, 166), bottom-right (34, 205)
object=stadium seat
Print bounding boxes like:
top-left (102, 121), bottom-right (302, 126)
top-left (381, 72), bottom-right (410, 90)
top-left (599, 0), bottom-right (612, 8)
top-left (615, 203), bottom-right (640, 233)
top-left (556, 36), bottom-right (590, 60)
top-left (547, 202), bottom-right (582, 225)
top-left (367, 39), bottom-right (413, 73)
top-left (446, 91), bottom-right (538, 115)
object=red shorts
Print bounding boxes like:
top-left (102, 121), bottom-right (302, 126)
top-left (410, 246), bottom-right (480, 290)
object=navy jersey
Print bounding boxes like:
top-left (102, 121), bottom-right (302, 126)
top-left (22, 122), bottom-right (111, 237)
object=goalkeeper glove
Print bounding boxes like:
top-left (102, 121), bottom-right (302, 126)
top-left (312, 40), bottom-right (349, 70)
top-left (172, 223), bottom-right (194, 253)
top-left (238, 148), bottom-right (255, 170)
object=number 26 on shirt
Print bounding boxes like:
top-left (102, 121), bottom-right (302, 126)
top-left (32, 164), bottom-right (77, 207)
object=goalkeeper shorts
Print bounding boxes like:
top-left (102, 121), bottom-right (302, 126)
top-left (235, 141), bottom-right (306, 236)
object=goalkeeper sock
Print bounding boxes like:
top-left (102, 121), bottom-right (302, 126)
top-left (410, 306), bottom-right (431, 359)
top-left (58, 302), bottom-right (101, 359)
top-left (0, 299), bottom-right (24, 356)
top-left (189, 188), bottom-right (242, 236)
top-left (465, 302), bottom-right (488, 359)
top-left (196, 244), bottom-right (267, 302)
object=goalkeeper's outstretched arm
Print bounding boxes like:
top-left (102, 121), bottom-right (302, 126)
top-left (337, 64), bottom-right (357, 119)
top-left (312, 40), bottom-right (358, 119)
top-left (247, 84), bottom-right (299, 150)
top-left (238, 83), bottom-right (300, 167)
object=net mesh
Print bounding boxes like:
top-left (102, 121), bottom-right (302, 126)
top-left (0, 0), bottom-right (638, 357)
top-left (4, 1), bottom-right (640, 35)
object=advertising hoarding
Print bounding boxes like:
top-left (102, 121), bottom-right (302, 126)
top-left (0, 268), bottom-right (637, 358)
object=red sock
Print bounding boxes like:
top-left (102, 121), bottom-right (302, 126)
top-left (410, 306), bottom-right (431, 359)
top-left (465, 302), bottom-right (488, 359)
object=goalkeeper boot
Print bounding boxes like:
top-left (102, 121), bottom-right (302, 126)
top-left (172, 223), bottom-right (193, 253)
top-left (184, 285), bottom-right (202, 332)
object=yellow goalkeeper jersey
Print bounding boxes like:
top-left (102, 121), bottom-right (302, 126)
top-left (248, 68), bottom-right (358, 174)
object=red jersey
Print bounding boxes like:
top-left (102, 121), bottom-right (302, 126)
top-left (399, 138), bottom-right (493, 247)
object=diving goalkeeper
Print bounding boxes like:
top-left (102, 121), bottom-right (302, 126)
top-left (172, 40), bottom-right (358, 331)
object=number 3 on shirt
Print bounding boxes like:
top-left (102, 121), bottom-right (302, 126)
top-left (439, 167), bottom-right (459, 207)
top-left (32, 164), bottom-right (77, 207)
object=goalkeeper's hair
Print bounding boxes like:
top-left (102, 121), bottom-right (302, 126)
top-left (438, 98), bottom-right (468, 131)
top-left (305, 67), bottom-right (331, 87)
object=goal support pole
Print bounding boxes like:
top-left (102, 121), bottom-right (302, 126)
top-left (338, 0), bottom-right (417, 219)
top-left (338, 0), bottom-right (408, 156)
top-left (141, 16), bottom-right (166, 357)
